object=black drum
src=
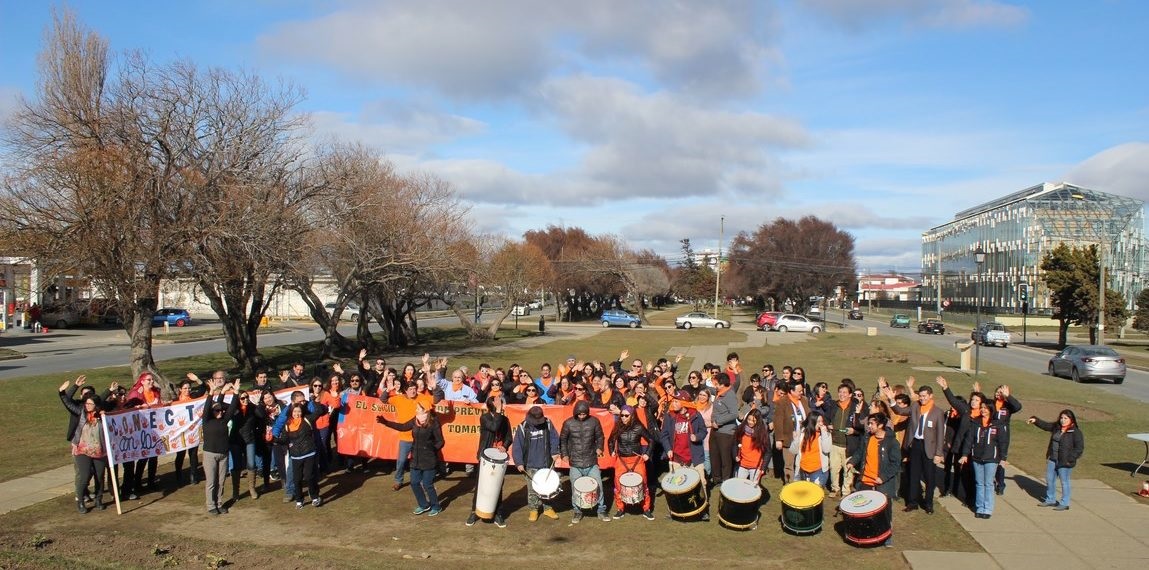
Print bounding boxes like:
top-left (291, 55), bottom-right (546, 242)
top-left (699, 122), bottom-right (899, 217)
top-left (660, 467), bottom-right (707, 519)
top-left (840, 490), bottom-right (892, 546)
top-left (717, 479), bottom-right (762, 530)
top-left (779, 481), bottom-right (824, 535)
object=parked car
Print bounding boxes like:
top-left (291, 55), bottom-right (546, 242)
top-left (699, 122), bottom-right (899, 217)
top-left (1048, 345), bottom-right (1125, 384)
top-left (770, 314), bottom-right (822, 334)
top-left (601, 309), bottom-right (641, 328)
top-left (324, 302), bottom-right (360, 320)
top-left (847, 308), bottom-right (864, 320)
top-left (756, 311), bottom-right (783, 331)
top-left (511, 305), bottom-right (531, 316)
top-left (972, 322), bottom-right (1010, 347)
top-left (528, 300), bottom-right (544, 310)
top-left (41, 303), bottom-right (84, 329)
top-left (675, 312), bottom-right (730, 329)
top-left (917, 319), bottom-right (945, 334)
top-left (152, 308), bottom-right (192, 327)
top-left (889, 314), bottom-right (911, 328)
top-left (807, 306), bottom-right (823, 316)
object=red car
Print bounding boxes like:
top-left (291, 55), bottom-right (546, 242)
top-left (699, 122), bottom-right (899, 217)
top-left (756, 311), bottom-right (783, 331)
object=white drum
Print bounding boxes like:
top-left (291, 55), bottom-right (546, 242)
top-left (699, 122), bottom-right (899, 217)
top-left (618, 471), bottom-right (645, 505)
top-left (531, 468), bottom-right (561, 500)
top-left (572, 476), bottom-right (601, 510)
top-left (475, 448), bottom-right (508, 519)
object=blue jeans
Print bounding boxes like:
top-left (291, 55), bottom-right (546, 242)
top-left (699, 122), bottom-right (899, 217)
top-left (410, 468), bottom-right (439, 509)
top-left (799, 468), bottom-right (827, 487)
top-left (570, 465), bottom-right (605, 514)
top-left (245, 442), bottom-right (264, 473)
top-left (395, 440), bottom-right (414, 483)
top-left (973, 461), bottom-right (997, 514)
top-left (1044, 460), bottom-right (1072, 507)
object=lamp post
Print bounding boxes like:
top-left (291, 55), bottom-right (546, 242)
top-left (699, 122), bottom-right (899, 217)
top-left (974, 246), bottom-right (986, 377)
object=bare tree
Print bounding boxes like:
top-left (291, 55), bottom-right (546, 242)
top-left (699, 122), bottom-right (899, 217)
top-left (438, 238), bottom-right (554, 339)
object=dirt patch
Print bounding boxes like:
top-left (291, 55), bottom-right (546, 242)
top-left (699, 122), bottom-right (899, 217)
top-left (837, 348), bottom-right (920, 365)
top-left (1022, 399), bottom-right (1114, 422)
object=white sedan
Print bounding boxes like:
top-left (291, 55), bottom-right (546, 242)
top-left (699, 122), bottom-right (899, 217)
top-left (771, 314), bottom-right (822, 334)
top-left (675, 312), bottom-right (731, 329)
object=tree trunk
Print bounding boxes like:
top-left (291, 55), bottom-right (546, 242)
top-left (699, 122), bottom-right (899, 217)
top-left (289, 277), bottom-right (355, 358)
top-left (1058, 318), bottom-right (1068, 348)
top-left (126, 280), bottom-right (163, 394)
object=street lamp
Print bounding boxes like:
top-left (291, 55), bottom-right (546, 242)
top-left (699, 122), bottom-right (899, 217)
top-left (974, 246), bottom-right (986, 377)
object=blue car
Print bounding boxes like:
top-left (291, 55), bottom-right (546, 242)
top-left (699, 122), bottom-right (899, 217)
top-left (600, 309), bottom-right (641, 328)
top-left (153, 308), bottom-right (192, 327)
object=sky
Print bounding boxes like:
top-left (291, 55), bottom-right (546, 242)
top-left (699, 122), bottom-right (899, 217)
top-left (2, 0), bottom-right (1147, 274)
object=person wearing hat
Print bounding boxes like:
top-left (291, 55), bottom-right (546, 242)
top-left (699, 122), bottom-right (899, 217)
top-left (608, 405), bottom-right (655, 520)
top-left (560, 400), bottom-right (607, 523)
top-left (466, 396), bottom-right (513, 528)
top-left (201, 381), bottom-right (240, 515)
top-left (660, 389), bottom-right (709, 521)
top-left (513, 405), bottom-right (561, 521)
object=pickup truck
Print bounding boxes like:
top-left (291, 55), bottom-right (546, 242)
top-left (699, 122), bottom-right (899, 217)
top-left (972, 322), bottom-right (1011, 347)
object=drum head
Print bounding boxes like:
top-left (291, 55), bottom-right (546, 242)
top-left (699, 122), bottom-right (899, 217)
top-left (720, 478), bottom-right (762, 503)
top-left (660, 467), bottom-right (701, 493)
top-left (779, 481), bottom-right (825, 508)
top-left (573, 476), bottom-right (598, 493)
top-left (840, 490), bottom-right (887, 516)
top-left (482, 447), bottom-right (508, 463)
top-left (532, 469), bottom-right (560, 494)
top-left (619, 472), bottom-right (643, 486)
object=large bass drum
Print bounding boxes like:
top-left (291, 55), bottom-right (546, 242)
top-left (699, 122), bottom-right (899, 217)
top-left (660, 467), bottom-right (707, 519)
top-left (717, 478), bottom-right (762, 530)
top-left (779, 480), bottom-right (824, 535)
top-left (840, 490), bottom-right (891, 546)
top-left (474, 448), bottom-right (508, 519)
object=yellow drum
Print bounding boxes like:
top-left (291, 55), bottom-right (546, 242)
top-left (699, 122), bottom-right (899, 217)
top-left (779, 480), bottom-right (825, 535)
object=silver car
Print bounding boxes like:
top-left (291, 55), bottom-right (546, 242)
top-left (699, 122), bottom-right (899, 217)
top-left (771, 314), bottom-right (822, 334)
top-left (675, 312), bottom-right (730, 329)
top-left (1048, 345), bottom-right (1125, 384)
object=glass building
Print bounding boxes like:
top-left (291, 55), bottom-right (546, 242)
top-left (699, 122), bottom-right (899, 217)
top-left (921, 182), bottom-right (1145, 316)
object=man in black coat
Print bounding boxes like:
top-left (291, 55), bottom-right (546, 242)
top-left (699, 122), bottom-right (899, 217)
top-left (561, 401), bottom-right (607, 523)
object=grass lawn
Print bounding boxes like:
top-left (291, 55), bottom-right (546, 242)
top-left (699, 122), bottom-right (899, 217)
top-left (4, 317), bottom-right (1149, 567)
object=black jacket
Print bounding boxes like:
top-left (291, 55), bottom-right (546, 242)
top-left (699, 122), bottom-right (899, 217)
top-left (609, 420), bottom-right (652, 457)
top-left (279, 402), bottom-right (328, 459)
top-left (1033, 418), bottom-right (1085, 468)
top-left (560, 402), bottom-right (604, 468)
top-left (202, 394), bottom-right (240, 454)
top-left (848, 428), bottom-right (902, 498)
top-left (477, 411), bottom-right (512, 460)
top-left (381, 417), bottom-right (444, 470)
top-left (961, 421), bottom-right (1004, 463)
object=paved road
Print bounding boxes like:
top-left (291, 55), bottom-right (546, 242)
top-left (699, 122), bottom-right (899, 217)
top-left (829, 308), bottom-right (1149, 405)
top-left (0, 316), bottom-right (459, 380)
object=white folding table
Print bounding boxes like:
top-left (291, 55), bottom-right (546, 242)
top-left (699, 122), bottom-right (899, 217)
top-left (1128, 433), bottom-right (1149, 476)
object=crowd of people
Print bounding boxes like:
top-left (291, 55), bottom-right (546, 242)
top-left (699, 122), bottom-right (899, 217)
top-left (59, 347), bottom-right (1084, 539)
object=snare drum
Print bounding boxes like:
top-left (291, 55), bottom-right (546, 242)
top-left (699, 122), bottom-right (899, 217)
top-left (840, 490), bottom-right (891, 546)
top-left (779, 480), bottom-right (825, 534)
top-left (531, 468), bottom-right (561, 500)
top-left (474, 448), bottom-right (508, 520)
top-left (572, 476), bottom-right (600, 510)
top-left (660, 467), bottom-right (707, 519)
top-left (618, 471), bottom-right (645, 505)
top-left (718, 478), bottom-right (762, 530)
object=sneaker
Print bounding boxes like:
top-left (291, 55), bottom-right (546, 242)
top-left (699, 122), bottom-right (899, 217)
top-left (528, 510), bottom-right (539, 522)
top-left (312, 498), bottom-right (322, 508)
top-left (613, 509), bottom-right (625, 520)
top-left (700, 512), bottom-right (710, 522)
top-left (269, 473), bottom-right (281, 482)
top-left (209, 508), bottom-right (220, 515)
top-left (1039, 501), bottom-right (1057, 507)
top-left (1053, 505), bottom-right (1069, 511)
top-left (599, 512), bottom-right (612, 522)
top-left (642, 510), bottom-right (655, 521)
top-left (542, 507), bottom-right (558, 520)
top-left (127, 493), bottom-right (139, 501)
top-left (494, 515), bottom-right (507, 528)
top-left (466, 513), bottom-right (479, 526)
top-left (296, 501), bottom-right (305, 509)
top-left (884, 538), bottom-right (893, 548)
top-left (413, 506), bottom-right (431, 515)
top-left (218, 506), bottom-right (229, 514)
top-left (77, 501), bottom-right (89, 514)
top-left (572, 511), bottom-right (583, 524)
top-left (428, 507), bottom-right (442, 517)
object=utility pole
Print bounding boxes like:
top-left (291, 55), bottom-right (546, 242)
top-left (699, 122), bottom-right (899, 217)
top-left (1098, 244), bottom-right (1106, 345)
top-left (714, 215), bottom-right (724, 317)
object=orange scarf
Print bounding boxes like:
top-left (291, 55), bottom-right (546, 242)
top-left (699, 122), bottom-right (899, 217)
top-left (144, 391), bottom-right (159, 406)
top-left (838, 400), bottom-right (851, 412)
top-left (600, 388), bottom-right (614, 405)
top-left (919, 400), bottom-right (934, 415)
top-left (86, 411), bottom-right (97, 424)
top-left (287, 417), bottom-right (302, 432)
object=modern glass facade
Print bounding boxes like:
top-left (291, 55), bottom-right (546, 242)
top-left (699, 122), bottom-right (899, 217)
top-left (921, 182), bottom-right (1145, 316)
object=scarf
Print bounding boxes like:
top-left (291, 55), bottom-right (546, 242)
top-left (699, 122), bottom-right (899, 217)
top-left (287, 417), bottom-right (302, 432)
top-left (1060, 420), bottom-right (1074, 433)
top-left (919, 400), bottom-right (934, 415)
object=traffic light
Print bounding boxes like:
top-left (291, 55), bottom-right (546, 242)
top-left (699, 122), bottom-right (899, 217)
top-left (1018, 283), bottom-right (1028, 301)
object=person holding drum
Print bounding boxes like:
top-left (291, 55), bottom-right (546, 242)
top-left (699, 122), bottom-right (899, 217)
top-left (466, 396), bottom-right (512, 528)
top-left (608, 405), bottom-right (655, 520)
top-left (848, 412), bottom-right (901, 546)
top-left (660, 390), bottom-right (710, 521)
top-left (957, 398), bottom-right (1003, 519)
top-left (560, 401), bottom-right (609, 523)
top-left (512, 406), bottom-right (562, 521)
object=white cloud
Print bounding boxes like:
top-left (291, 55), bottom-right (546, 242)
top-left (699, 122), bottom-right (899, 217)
top-left (798, 0), bottom-right (1029, 31)
top-left (307, 102), bottom-right (485, 154)
top-left (258, 0), bottom-right (779, 100)
top-left (1062, 142), bottom-right (1149, 203)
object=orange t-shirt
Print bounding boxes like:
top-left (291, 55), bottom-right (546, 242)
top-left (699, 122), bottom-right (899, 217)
top-left (739, 432), bottom-right (764, 469)
top-left (862, 436), bottom-right (881, 486)
top-left (800, 433), bottom-right (822, 473)
top-left (317, 392), bottom-right (342, 430)
top-left (389, 393), bottom-right (434, 442)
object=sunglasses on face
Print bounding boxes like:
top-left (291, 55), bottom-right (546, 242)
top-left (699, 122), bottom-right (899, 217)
top-left (620, 414), bottom-right (631, 418)
top-left (526, 388), bottom-right (537, 393)
top-left (312, 384), bottom-right (322, 388)
top-left (575, 387), bottom-right (585, 391)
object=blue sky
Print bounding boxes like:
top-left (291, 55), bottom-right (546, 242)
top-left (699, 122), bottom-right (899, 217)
top-left (2, 0), bottom-right (1147, 273)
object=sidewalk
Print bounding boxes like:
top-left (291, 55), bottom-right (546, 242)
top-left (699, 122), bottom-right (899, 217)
top-left (904, 465), bottom-right (1149, 569)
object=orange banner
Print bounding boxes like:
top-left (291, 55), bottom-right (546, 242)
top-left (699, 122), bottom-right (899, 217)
top-left (335, 395), bottom-right (621, 469)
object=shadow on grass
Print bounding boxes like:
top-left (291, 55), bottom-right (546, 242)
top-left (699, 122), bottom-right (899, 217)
top-left (1100, 461), bottom-right (1146, 477)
